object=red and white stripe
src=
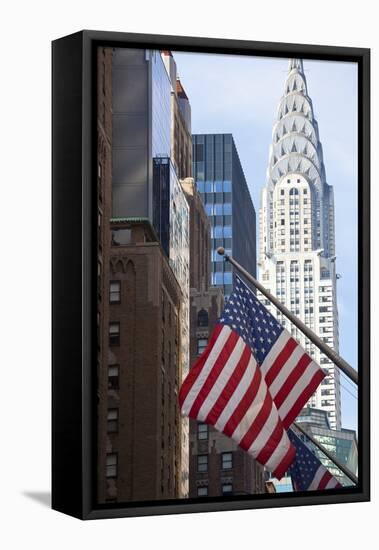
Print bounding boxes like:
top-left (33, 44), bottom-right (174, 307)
top-left (179, 324), bottom-right (296, 479)
top-left (307, 465), bottom-right (342, 491)
top-left (260, 329), bottom-right (325, 429)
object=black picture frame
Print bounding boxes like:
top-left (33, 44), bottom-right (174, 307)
top-left (52, 30), bottom-right (370, 520)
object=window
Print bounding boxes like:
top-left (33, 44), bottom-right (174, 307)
top-left (109, 281), bottom-right (121, 303)
top-left (197, 423), bottom-right (208, 440)
top-left (195, 143), bottom-right (204, 162)
top-left (107, 409), bottom-right (119, 433)
top-left (221, 452), bottom-right (233, 470)
top-left (106, 453), bottom-right (117, 478)
top-left (197, 454), bottom-right (208, 472)
top-left (197, 309), bottom-right (209, 327)
top-left (222, 483), bottom-right (233, 495)
top-left (109, 322), bottom-right (120, 346)
top-left (197, 338), bottom-right (208, 355)
top-left (197, 486), bottom-right (208, 497)
top-left (108, 365), bottom-right (119, 390)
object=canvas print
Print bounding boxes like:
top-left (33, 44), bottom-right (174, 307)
top-left (95, 46), bottom-right (358, 505)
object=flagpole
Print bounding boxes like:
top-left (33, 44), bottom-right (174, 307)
top-left (293, 422), bottom-right (358, 485)
top-left (216, 248), bottom-right (358, 385)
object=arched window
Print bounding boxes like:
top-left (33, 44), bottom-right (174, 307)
top-left (197, 309), bottom-right (209, 327)
top-left (289, 187), bottom-right (299, 196)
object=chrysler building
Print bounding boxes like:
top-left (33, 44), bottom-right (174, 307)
top-left (258, 59), bottom-right (341, 429)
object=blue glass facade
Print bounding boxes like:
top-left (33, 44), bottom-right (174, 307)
top-left (192, 134), bottom-right (256, 298)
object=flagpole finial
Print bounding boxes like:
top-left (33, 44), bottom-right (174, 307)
top-left (217, 246), bottom-right (225, 256)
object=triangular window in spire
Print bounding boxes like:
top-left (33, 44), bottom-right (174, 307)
top-left (284, 103), bottom-right (289, 115)
top-left (291, 120), bottom-right (297, 133)
top-left (282, 124), bottom-right (287, 136)
top-left (291, 141), bottom-right (297, 153)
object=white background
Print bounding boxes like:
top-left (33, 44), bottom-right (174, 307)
top-left (0, 1), bottom-right (376, 548)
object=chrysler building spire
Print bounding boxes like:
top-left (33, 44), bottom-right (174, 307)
top-left (258, 59), bottom-right (341, 429)
top-left (288, 58), bottom-right (304, 72)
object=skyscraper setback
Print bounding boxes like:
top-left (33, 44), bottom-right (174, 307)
top-left (258, 59), bottom-right (341, 429)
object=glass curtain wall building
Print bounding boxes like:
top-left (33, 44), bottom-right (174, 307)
top-left (192, 133), bottom-right (256, 298)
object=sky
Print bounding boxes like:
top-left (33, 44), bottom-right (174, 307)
top-left (173, 51), bottom-right (358, 432)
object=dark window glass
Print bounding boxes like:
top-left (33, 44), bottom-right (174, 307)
top-left (109, 322), bottom-right (120, 346)
top-left (197, 309), bottom-right (209, 327)
top-left (197, 454), bottom-right (208, 472)
top-left (197, 338), bottom-right (208, 355)
top-left (107, 408), bottom-right (119, 433)
top-left (106, 453), bottom-right (117, 478)
top-left (222, 483), bottom-right (233, 495)
top-left (196, 143), bottom-right (204, 162)
top-left (221, 452), bottom-right (233, 470)
top-left (197, 423), bottom-right (208, 440)
top-left (110, 280), bottom-right (121, 303)
top-left (108, 365), bottom-right (119, 390)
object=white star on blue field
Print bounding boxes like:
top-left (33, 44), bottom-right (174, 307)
top-left (220, 276), bottom-right (283, 364)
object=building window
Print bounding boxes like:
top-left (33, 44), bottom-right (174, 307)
top-left (197, 486), bottom-right (208, 497)
top-left (195, 143), bottom-right (204, 162)
top-left (106, 453), bottom-right (117, 478)
top-left (107, 408), bottom-right (119, 433)
top-left (222, 483), bottom-right (233, 495)
top-left (109, 322), bottom-right (120, 346)
top-left (197, 454), bottom-right (208, 473)
top-left (108, 365), bottom-right (119, 390)
top-left (197, 423), bottom-right (208, 440)
top-left (221, 452), bottom-right (233, 470)
top-left (197, 338), bottom-right (208, 355)
top-left (109, 281), bottom-right (121, 303)
top-left (197, 309), bottom-right (209, 327)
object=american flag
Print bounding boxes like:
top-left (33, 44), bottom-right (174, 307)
top-left (288, 428), bottom-right (342, 490)
top-left (179, 275), bottom-right (325, 479)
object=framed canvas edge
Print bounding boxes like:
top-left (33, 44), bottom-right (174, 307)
top-left (52, 30), bottom-right (370, 521)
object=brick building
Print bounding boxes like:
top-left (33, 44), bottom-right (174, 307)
top-left (100, 220), bottom-right (184, 502)
top-left (96, 46), bottom-right (114, 504)
top-left (97, 47), bottom-right (191, 503)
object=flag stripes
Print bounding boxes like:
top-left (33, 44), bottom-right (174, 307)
top-left (179, 324), bottom-right (295, 479)
top-left (179, 275), bottom-right (327, 482)
top-left (260, 330), bottom-right (325, 429)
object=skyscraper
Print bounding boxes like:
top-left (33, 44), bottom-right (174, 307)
top-left (192, 133), bottom-right (256, 299)
top-left (258, 59), bottom-right (341, 429)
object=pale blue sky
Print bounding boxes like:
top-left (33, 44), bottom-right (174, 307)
top-left (173, 51), bottom-right (358, 431)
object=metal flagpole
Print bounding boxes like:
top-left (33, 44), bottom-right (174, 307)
top-left (215, 249), bottom-right (358, 485)
top-left (216, 248), bottom-right (358, 385)
top-left (293, 421), bottom-right (358, 485)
